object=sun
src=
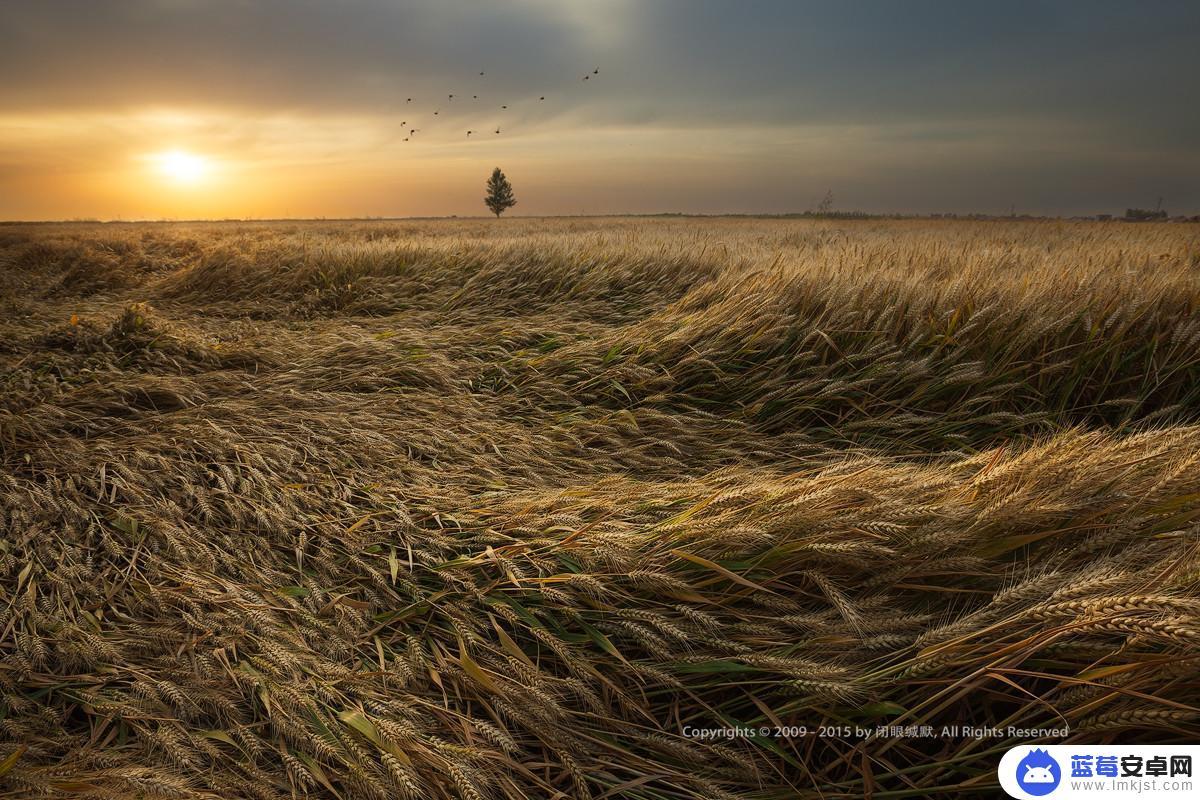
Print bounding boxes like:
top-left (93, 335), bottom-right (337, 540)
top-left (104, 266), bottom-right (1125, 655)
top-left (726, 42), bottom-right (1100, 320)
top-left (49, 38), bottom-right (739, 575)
top-left (153, 149), bottom-right (209, 184)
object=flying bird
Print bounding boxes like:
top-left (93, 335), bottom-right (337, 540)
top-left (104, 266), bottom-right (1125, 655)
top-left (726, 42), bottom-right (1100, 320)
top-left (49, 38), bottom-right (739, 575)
top-left (406, 98), bottom-right (412, 102)
top-left (466, 130), bottom-right (473, 137)
top-left (433, 110), bottom-right (439, 115)
top-left (479, 71), bottom-right (485, 76)
top-left (473, 95), bottom-right (477, 99)
top-left (448, 94), bottom-right (454, 99)
top-left (494, 129), bottom-right (500, 134)
top-left (501, 105), bottom-right (507, 109)
top-left (539, 96), bottom-right (545, 100)
top-left (583, 75), bottom-right (589, 80)
top-left (593, 68), bottom-right (599, 74)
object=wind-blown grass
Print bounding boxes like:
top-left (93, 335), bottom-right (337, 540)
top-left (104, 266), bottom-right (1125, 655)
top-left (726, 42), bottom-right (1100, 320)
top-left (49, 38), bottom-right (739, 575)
top-left (1, 217), bottom-right (1199, 798)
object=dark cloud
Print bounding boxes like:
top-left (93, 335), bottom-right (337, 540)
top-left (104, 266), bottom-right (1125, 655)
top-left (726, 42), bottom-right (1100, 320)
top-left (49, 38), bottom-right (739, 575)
top-left (0, 1), bottom-right (600, 111)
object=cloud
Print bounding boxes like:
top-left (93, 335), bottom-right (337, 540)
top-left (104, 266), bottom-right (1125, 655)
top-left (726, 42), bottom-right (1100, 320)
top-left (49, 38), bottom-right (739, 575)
top-left (5, 2), bottom-right (1194, 126)
top-left (0, 1), bottom-right (613, 112)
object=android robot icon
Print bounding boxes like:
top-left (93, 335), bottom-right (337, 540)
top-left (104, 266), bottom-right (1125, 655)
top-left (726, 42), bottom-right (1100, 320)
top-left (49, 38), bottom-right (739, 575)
top-left (1024, 764), bottom-right (1054, 783)
top-left (1015, 749), bottom-right (1061, 796)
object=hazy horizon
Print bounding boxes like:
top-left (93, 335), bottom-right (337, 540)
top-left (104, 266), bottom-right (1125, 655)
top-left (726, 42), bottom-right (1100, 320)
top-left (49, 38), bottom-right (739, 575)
top-left (2, 209), bottom-right (1187, 225)
top-left (3, 0), bottom-right (1198, 221)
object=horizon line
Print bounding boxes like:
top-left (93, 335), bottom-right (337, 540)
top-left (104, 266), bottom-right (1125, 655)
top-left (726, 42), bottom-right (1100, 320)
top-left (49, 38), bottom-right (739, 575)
top-left (5, 210), bottom-right (1199, 225)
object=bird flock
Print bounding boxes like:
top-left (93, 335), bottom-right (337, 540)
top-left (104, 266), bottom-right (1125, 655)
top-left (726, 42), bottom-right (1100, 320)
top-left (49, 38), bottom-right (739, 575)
top-left (398, 68), bottom-right (600, 142)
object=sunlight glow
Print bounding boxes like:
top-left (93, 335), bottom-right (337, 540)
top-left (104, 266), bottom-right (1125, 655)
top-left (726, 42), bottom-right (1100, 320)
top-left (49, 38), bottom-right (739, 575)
top-left (153, 149), bottom-right (209, 184)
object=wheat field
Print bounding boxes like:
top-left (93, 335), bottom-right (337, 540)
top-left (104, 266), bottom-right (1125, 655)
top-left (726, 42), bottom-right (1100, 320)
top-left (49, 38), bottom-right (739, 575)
top-left (1, 217), bottom-right (1199, 798)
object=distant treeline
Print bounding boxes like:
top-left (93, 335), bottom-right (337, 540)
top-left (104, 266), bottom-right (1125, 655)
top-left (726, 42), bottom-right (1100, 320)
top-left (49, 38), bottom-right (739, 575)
top-left (6, 210), bottom-right (1200, 225)
top-left (646, 211), bottom-right (1200, 222)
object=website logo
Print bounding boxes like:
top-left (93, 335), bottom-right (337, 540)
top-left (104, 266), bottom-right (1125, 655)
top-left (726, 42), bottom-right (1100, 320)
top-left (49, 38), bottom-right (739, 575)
top-left (999, 745), bottom-right (1197, 799)
top-left (1016, 748), bottom-right (1061, 795)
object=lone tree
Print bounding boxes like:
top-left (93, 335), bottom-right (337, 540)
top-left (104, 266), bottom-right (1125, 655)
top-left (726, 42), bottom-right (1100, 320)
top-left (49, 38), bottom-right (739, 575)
top-left (485, 167), bottom-right (517, 217)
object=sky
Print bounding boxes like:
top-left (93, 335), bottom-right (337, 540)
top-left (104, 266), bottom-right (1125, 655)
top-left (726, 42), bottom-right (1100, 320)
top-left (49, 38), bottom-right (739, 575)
top-left (1, 0), bottom-right (1197, 220)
